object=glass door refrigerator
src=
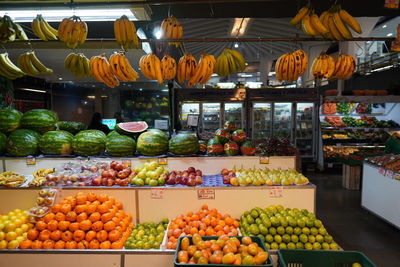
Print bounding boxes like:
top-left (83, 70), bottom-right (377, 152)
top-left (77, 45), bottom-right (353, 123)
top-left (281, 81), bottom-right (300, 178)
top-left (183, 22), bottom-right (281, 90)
top-left (180, 102), bottom-right (200, 129)
top-left (273, 103), bottom-right (293, 140)
top-left (252, 103), bottom-right (272, 139)
top-left (295, 103), bottom-right (315, 158)
top-left (201, 103), bottom-right (222, 132)
top-left (224, 102), bottom-right (244, 130)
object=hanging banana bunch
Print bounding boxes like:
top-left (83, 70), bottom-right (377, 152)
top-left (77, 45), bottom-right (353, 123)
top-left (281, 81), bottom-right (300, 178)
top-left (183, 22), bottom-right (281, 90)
top-left (32, 15), bottom-right (58, 41)
top-left (0, 15), bottom-right (28, 43)
top-left (89, 54), bottom-right (119, 88)
top-left (64, 53), bottom-right (91, 78)
top-left (275, 49), bottom-right (308, 82)
top-left (58, 16), bottom-right (87, 49)
top-left (160, 16), bottom-right (183, 47)
top-left (160, 55), bottom-right (177, 81)
top-left (332, 54), bottom-right (356, 79)
top-left (215, 48), bottom-right (246, 77)
top-left (139, 54), bottom-right (163, 84)
top-left (177, 54), bottom-right (197, 84)
top-left (17, 51), bottom-right (53, 76)
top-left (114, 15), bottom-right (140, 50)
top-left (109, 52), bottom-right (139, 82)
top-left (311, 52), bottom-right (335, 79)
top-left (0, 53), bottom-right (25, 80)
top-left (188, 54), bottom-right (216, 87)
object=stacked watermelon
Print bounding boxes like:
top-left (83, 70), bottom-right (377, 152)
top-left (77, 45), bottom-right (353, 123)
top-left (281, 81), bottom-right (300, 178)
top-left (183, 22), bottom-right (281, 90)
top-left (207, 128), bottom-right (255, 156)
top-left (169, 133), bottom-right (199, 155)
top-left (106, 135), bottom-right (136, 157)
top-left (57, 121), bottom-right (87, 135)
top-left (39, 130), bottom-right (74, 155)
top-left (137, 130), bottom-right (168, 156)
top-left (72, 130), bottom-right (107, 156)
top-left (20, 109), bottom-right (58, 134)
top-left (0, 109), bottom-right (22, 133)
top-left (7, 129), bottom-right (41, 156)
top-left (0, 132), bottom-right (6, 155)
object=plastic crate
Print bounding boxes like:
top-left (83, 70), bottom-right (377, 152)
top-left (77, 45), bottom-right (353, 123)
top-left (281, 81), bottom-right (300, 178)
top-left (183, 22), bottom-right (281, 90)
top-left (174, 236), bottom-right (273, 267)
top-left (278, 249), bottom-right (376, 267)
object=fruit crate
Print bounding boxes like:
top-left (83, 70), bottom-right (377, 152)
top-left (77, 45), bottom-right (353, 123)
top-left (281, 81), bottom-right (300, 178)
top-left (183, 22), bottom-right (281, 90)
top-left (278, 249), bottom-right (376, 267)
top-left (174, 236), bottom-right (273, 267)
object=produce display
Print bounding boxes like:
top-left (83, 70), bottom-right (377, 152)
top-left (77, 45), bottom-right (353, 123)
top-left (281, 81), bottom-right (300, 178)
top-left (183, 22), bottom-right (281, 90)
top-left (0, 208), bottom-right (31, 249)
top-left (114, 15), bottom-right (140, 50)
top-left (32, 14), bottom-right (58, 41)
top-left (161, 54), bottom-right (177, 81)
top-left (169, 133), bottom-right (199, 155)
top-left (0, 53), bottom-right (25, 80)
top-left (221, 168), bottom-right (309, 186)
top-left (290, 4), bottom-right (361, 40)
top-left (240, 141), bottom-right (256, 156)
top-left (160, 16), bottom-right (183, 47)
top-left (30, 169), bottom-right (54, 187)
top-left (130, 160), bottom-right (167, 186)
top-left (72, 130), bottom-right (107, 156)
top-left (177, 54), bottom-right (197, 84)
top-left (21, 192), bottom-right (133, 249)
top-left (64, 53), bottom-right (92, 78)
top-left (165, 167), bottom-right (203, 186)
top-left (0, 15), bottom-right (28, 43)
top-left (322, 103), bottom-right (337, 115)
top-left (106, 135), bottom-right (136, 157)
top-left (275, 49), bottom-right (308, 82)
top-left (28, 189), bottom-right (57, 217)
top-left (166, 205), bottom-right (240, 249)
top-left (355, 103), bottom-right (372, 114)
top-left (240, 205), bottom-right (339, 250)
top-left (323, 146), bottom-right (360, 158)
top-left (176, 235), bottom-right (270, 265)
top-left (17, 51), bottom-right (53, 76)
top-left (93, 161), bottom-right (131, 187)
top-left (58, 16), bottom-right (87, 49)
top-left (124, 219), bottom-right (169, 249)
top-left (366, 154), bottom-right (400, 172)
top-left (207, 137), bottom-right (224, 155)
top-left (231, 129), bottom-right (247, 144)
top-left (323, 115), bottom-right (400, 128)
top-left (39, 130), bottom-right (73, 155)
top-left (215, 48), bottom-right (246, 77)
top-left (224, 121), bottom-right (238, 133)
top-left (323, 116), bottom-right (346, 127)
top-left (255, 137), bottom-right (296, 157)
top-left (336, 103), bottom-right (352, 114)
top-left (0, 171), bottom-right (26, 187)
top-left (224, 141), bottom-right (239, 156)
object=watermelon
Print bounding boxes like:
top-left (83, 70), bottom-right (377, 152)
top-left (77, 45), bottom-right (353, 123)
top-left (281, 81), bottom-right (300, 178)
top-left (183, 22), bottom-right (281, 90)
top-left (72, 130), bottom-right (107, 156)
top-left (20, 109), bottom-right (58, 134)
top-left (137, 130), bottom-right (168, 156)
top-left (232, 129), bottom-right (247, 144)
top-left (106, 135), bottom-right (136, 157)
top-left (6, 129), bottom-right (41, 156)
top-left (198, 140), bottom-right (207, 154)
top-left (240, 140), bottom-right (256, 156)
top-left (169, 133), bottom-right (199, 155)
top-left (224, 120), bottom-right (237, 132)
top-left (207, 137), bottom-right (223, 155)
top-left (107, 131), bottom-right (120, 138)
top-left (39, 130), bottom-right (73, 155)
top-left (224, 141), bottom-right (239, 156)
top-left (0, 132), bottom-right (6, 155)
top-left (57, 121), bottom-right (87, 135)
top-left (147, 129), bottom-right (165, 135)
top-left (0, 109), bottom-right (23, 133)
top-left (115, 121), bottom-right (148, 137)
top-left (215, 128), bottom-right (230, 144)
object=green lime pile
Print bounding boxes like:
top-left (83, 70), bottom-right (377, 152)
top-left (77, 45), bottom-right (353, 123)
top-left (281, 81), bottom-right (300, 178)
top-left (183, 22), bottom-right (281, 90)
top-left (240, 205), bottom-right (339, 251)
top-left (124, 218), bottom-right (169, 249)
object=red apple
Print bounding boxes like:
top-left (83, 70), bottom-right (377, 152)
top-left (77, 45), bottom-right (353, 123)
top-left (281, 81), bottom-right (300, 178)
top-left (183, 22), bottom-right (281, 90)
top-left (110, 161), bottom-right (119, 170)
top-left (181, 177), bottom-right (188, 185)
top-left (195, 170), bottom-right (203, 176)
top-left (101, 178), bottom-right (108, 186)
top-left (102, 170), bottom-right (110, 178)
top-left (187, 178), bottom-right (196, 186)
top-left (89, 166), bottom-right (98, 172)
top-left (115, 164), bottom-right (125, 171)
top-left (166, 177), bottom-right (175, 185)
top-left (195, 176), bottom-right (202, 185)
top-left (188, 173), bottom-right (196, 180)
top-left (182, 172), bottom-right (189, 178)
top-left (107, 179), bottom-right (115, 186)
top-left (117, 169), bottom-right (131, 179)
top-left (221, 169), bottom-right (229, 175)
top-left (92, 177), bottom-right (101, 186)
top-left (187, 167), bottom-right (196, 173)
top-left (223, 175), bottom-right (231, 184)
top-left (228, 171), bottom-right (236, 177)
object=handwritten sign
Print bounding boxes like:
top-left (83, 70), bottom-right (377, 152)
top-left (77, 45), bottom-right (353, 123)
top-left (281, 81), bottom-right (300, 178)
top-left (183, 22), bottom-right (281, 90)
top-left (269, 186), bottom-right (283, 198)
top-left (259, 157), bottom-right (270, 164)
top-left (26, 157), bottom-right (36, 166)
top-left (198, 189), bottom-right (215, 199)
top-left (158, 158), bottom-right (168, 165)
top-left (151, 188), bottom-right (165, 199)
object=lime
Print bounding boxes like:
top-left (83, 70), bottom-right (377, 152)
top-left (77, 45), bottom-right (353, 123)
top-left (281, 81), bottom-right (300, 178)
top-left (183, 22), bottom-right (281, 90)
top-left (259, 225), bottom-right (268, 235)
top-left (301, 227), bottom-right (310, 235)
top-left (277, 226), bottom-right (285, 235)
top-left (304, 242), bottom-right (313, 250)
top-left (250, 209), bottom-right (259, 218)
top-left (310, 227), bottom-right (318, 236)
top-left (279, 217), bottom-right (288, 227)
top-left (296, 242), bottom-right (304, 249)
top-left (314, 220), bottom-right (323, 228)
top-left (264, 243), bottom-right (271, 250)
top-left (322, 242), bottom-right (330, 250)
top-left (330, 242), bottom-right (339, 250)
top-left (282, 234), bottom-right (291, 244)
top-left (262, 218), bottom-right (271, 228)
top-left (285, 226), bottom-right (293, 235)
top-left (315, 235), bottom-right (324, 243)
top-left (293, 227), bottom-right (302, 235)
top-left (250, 224), bottom-right (260, 235)
top-left (265, 234), bottom-right (274, 243)
top-left (318, 227), bottom-right (327, 235)
top-left (287, 242), bottom-right (296, 249)
top-left (313, 242), bottom-right (321, 250)
top-left (269, 227), bottom-right (277, 235)
top-left (306, 220), bottom-right (314, 228)
top-left (291, 235), bottom-right (299, 243)
top-left (324, 235), bottom-right (333, 244)
top-left (352, 263), bottom-right (362, 267)
top-left (246, 215), bottom-right (255, 224)
top-left (297, 219), bottom-right (306, 228)
top-left (274, 235), bottom-right (282, 244)
top-left (279, 243), bottom-right (287, 249)
top-left (299, 234), bottom-right (308, 243)
top-left (308, 235), bottom-right (316, 244)
top-left (270, 216), bottom-right (280, 227)
top-left (255, 218), bottom-right (262, 225)
top-left (270, 242), bottom-right (279, 250)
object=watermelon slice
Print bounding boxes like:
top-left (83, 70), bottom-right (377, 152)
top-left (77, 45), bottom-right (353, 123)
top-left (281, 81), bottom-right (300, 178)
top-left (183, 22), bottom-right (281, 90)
top-left (115, 121), bottom-right (148, 138)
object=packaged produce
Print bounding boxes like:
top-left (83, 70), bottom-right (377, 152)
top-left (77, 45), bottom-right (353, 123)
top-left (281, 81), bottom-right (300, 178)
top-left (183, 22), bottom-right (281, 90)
top-left (28, 189), bottom-right (57, 217)
top-left (165, 167), bottom-right (203, 186)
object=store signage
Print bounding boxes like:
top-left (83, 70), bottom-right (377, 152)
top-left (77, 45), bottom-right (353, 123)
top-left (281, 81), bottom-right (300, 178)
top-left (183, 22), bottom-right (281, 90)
top-left (384, 0), bottom-right (399, 9)
top-left (187, 114), bottom-right (199, 127)
top-left (158, 158), bottom-right (168, 165)
top-left (26, 157), bottom-right (36, 166)
top-left (259, 156), bottom-right (270, 164)
top-left (121, 159), bottom-right (132, 168)
top-left (378, 168), bottom-right (386, 175)
top-left (151, 188), bottom-right (165, 199)
top-left (269, 186), bottom-right (283, 198)
top-left (197, 189), bottom-right (215, 199)
top-left (154, 120), bottom-right (169, 130)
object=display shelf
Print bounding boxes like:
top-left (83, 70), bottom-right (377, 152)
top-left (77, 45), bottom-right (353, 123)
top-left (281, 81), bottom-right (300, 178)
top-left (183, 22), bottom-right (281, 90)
top-left (361, 162), bottom-right (400, 229)
top-left (321, 127), bottom-right (400, 131)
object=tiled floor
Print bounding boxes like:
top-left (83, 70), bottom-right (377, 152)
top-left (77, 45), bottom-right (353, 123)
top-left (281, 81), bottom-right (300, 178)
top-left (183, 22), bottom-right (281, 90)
top-left (308, 171), bottom-right (400, 266)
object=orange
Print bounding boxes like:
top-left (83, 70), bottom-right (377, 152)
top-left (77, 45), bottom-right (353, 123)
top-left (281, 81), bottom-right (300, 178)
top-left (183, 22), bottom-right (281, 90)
top-left (19, 239), bottom-right (32, 249)
top-left (27, 229), bottom-right (39, 240)
top-left (36, 221), bottom-right (47, 231)
top-left (108, 230), bottom-right (121, 242)
top-left (111, 217), bottom-right (121, 225)
top-left (38, 230), bottom-right (51, 241)
top-left (51, 204), bottom-right (61, 213)
top-left (50, 230), bottom-right (62, 241)
top-left (99, 240), bottom-right (111, 249)
top-left (79, 220), bottom-right (92, 231)
top-left (76, 193), bottom-right (87, 205)
top-left (76, 213), bottom-right (87, 223)
top-left (77, 240), bottom-right (89, 249)
top-left (65, 211), bottom-right (77, 222)
top-left (103, 221), bottom-right (116, 232)
top-left (225, 217), bottom-right (234, 226)
top-left (111, 240), bottom-right (123, 249)
top-left (43, 239), bottom-right (55, 249)
top-left (75, 204), bottom-right (87, 214)
top-left (61, 231), bottom-right (73, 242)
top-left (64, 196), bottom-right (77, 207)
top-left (89, 212), bottom-right (101, 223)
top-left (68, 222), bottom-right (79, 232)
top-left (47, 220), bottom-right (58, 231)
top-left (65, 240), bottom-right (77, 249)
top-left (54, 212), bottom-right (65, 222)
top-left (107, 196), bottom-right (115, 205)
top-left (43, 213), bottom-right (55, 223)
top-left (91, 221), bottom-right (103, 232)
top-left (101, 213), bottom-right (113, 223)
top-left (97, 204), bottom-right (109, 214)
top-left (189, 227), bottom-right (198, 235)
top-left (54, 240), bottom-right (65, 249)
top-left (97, 194), bottom-right (108, 203)
top-left (85, 230), bottom-right (96, 242)
top-left (73, 230), bottom-right (85, 242)
top-left (60, 204), bottom-right (72, 214)
top-left (89, 239), bottom-right (100, 249)
top-left (87, 192), bottom-right (97, 202)
top-left (173, 229), bottom-right (182, 238)
top-left (114, 200), bottom-right (123, 210)
top-left (31, 240), bottom-right (43, 249)
top-left (97, 230), bottom-right (108, 242)
top-left (58, 221), bottom-right (70, 231)
top-left (86, 204), bottom-right (97, 215)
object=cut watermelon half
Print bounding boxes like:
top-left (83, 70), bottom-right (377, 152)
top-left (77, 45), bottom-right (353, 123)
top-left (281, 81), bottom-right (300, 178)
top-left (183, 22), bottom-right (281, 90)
top-left (115, 121), bottom-right (148, 137)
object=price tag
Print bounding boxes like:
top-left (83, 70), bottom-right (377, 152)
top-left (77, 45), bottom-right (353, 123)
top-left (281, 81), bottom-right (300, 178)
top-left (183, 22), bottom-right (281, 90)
top-left (378, 168), bottom-right (386, 176)
top-left (394, 173), bottom-right (400, 180)
top-left (269, 186), bottom-right (283, 198)
top-left (259, 157), bottom-right (270, 164)
top-left (154, 120), bottom-right (169, 130)
top-left (197, 189), bottom-right (215, 199)
top-left (385, 170), bottom-right (394, 178)
top-left (121, 159), bottom-right (132, 168)
top-left (151, 188), bottom-right (165, 199)
top-left (327, 163), bottom-right (333, 168)
top-left (158, 158), bottom-right (168, 166)
top-left (26, 157), bottom-right (36, 166)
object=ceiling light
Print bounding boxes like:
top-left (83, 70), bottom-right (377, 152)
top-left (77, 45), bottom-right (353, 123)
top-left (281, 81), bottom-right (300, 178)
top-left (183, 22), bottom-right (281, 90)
top-left (0, 9), bottom-right (137, 22)
top-left (19, 88), bottom-right (46, 93)
top-left (87, 95), bottom-right (96, 99)
top-left (162, 89), bottom-right (168, 92)
top-left (240, 74), bottom-right (253, 77)
top-left (139, 88), bottom-right (143, 91)
top-left (245, 62), bottom-right (248, 66)
top-left (234, 43), bottom-right (239, 48)
top-left (211, 73), bottom-right (218, 77)
top-left (387, 33), bottom-right (393, 36)
top-left (58, 77), bottom-right (62, 80)
top-left (231, 18), bottom-right (251, 37)
top-left (101, 95), bottom-right (108, 98)
top-left (382, 24), bottom-right (387, 28)
top-left (154, 27), bottom-right (162, 39)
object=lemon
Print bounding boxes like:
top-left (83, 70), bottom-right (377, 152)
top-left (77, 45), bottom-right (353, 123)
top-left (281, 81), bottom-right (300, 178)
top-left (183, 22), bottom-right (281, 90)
top-left (0, 232), bottom-right (4, 241)
top-left (0, 240), bottom-right (7, 249)
top-left (7, 240), bottom-right (18, 249)
top-left (6, 231), bottom-right (17, 241)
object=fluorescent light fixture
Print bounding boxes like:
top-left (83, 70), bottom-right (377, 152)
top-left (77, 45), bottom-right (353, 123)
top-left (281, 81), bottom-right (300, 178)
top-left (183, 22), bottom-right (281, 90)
top-left (382, 24), bottom-right (387, 28)
top-left (211, 73), bottom-right (218, 77)
top-left (371, 65), bottom-right (392, 72)
top-left (137, 28), bottom-right (152, 54)
top-left (234, 43), bottom-right (239, 48)
top-left (230, 18), bottom-right (251, 37)
top-left (217, 82), bottom-right (235, 89)
top-left (87, 95), bottom-right (96, 99)
top-left (240, 74), bottom-right (253, 77)
top-left (387, 33), bottom-right (393, 36)
top-left (0, 9), bottom-right (136, 22)
top-left (268, 71), bottom-right (276, 76)
top-left (58, 77), bottom-right (62, 80)
top-left (245, 82), bottom-right (262, 89)
top-left (19, 88), bottom-right (46, 93)
top-left (162, 89), bottom-right (169, 92)
top-left (101, 95), bottom-right (108, 98)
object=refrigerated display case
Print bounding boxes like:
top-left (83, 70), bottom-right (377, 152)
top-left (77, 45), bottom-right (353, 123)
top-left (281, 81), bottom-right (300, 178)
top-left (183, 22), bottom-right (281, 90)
top-left (224, 102), bottom-right (244, 130)
top-left (296, 103), bottom-right (315, 157)
top-left (202, 103), bottom-right (221, 132)
top-left (274, 103), bottom-right (292, 139)
top-left (180, 103), bottom-right (200, 128)
top-left (252, 102), bottom-right (272, 139)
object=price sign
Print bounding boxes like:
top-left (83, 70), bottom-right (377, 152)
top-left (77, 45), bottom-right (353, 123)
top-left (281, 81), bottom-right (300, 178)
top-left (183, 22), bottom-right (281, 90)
top-left (394, 173), bottom-right (400, 180)
top-left (151, 188), bottom-right (165, 199)
top-left (26, 157), bottom-right (36, 166)
top-left (197, 189), bottom-right (215, 199)
top-left (259, 157), bottom-right (270, 164)
top-left (385, 170), bottom-right (394, 179)
top-left (121, 159), bottom-right (132, 168)
top-left (378, 168), bottom-right (386, 176)
top-left (269, 186), bottom-right (283, 198)
top-left (158, 158), bottom-right (168, 166)
top-left (154, 120), bottom-right (168, 130)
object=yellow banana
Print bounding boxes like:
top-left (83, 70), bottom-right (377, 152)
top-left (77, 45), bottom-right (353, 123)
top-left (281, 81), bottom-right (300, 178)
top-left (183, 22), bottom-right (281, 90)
top-left (302, 14), bottom-right (319, 36)
top-left (78, 21), bottom-right (88, 45)
top-left (230, 49), bottom-right (246, 71)
top-left (148, 54), bottom-right (157, 79)
top-left (153, 55), bottom-right (164, 84)
top-left (38, 16), bottom-right (57, 40)
top-left (58, 18), bottom-right (70, 41)
top-left (320, 11), bottom-right (333, 39)
top-left (28, 52), bottom-right (52, 74)
top-left (82, 57), bottom-right (91, 77)
top-left (325, 55), bottom-right (335, 78)
top-left (281, 54), bottom-right (290, 80)
top-left (327, 14), bottom-right (343, 40)
top-left (310, 12), bottom-right (328, 35)
top-left (41, 18), bottom-right (58, 37)
top-left (22, 53), bottom-right (40, 75)
top-left (287, 53), bottom-right (295, 81)
top-left (297, 49), bottom-right (308, 76)
top-left (275, 55), bottom-right (283, 82)
top-left (339, 8), bottom-right (362, 34)
top-left (114, 19), bottom-right (122, 44)
top-left (289, 6), bottom-right (309, 25)
top-left (333, 11), bottom-right (352, 39)
top-left (123, 17), bottom-right (135, 49)
top-left (32, 17), bottom-right (47, 41)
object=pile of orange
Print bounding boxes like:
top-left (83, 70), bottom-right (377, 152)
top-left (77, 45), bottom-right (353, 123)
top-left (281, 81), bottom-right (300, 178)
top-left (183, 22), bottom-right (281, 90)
top-left (166, 205), bottom-right (240, 249)
top-left (19, 192), bottom-right (133, 249)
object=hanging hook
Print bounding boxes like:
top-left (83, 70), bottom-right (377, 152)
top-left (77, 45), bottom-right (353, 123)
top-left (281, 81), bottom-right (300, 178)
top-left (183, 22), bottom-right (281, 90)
top-left (168, 4), bottom-right (171, 17)
top-left (209, 3), bottom-right (215, 17)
